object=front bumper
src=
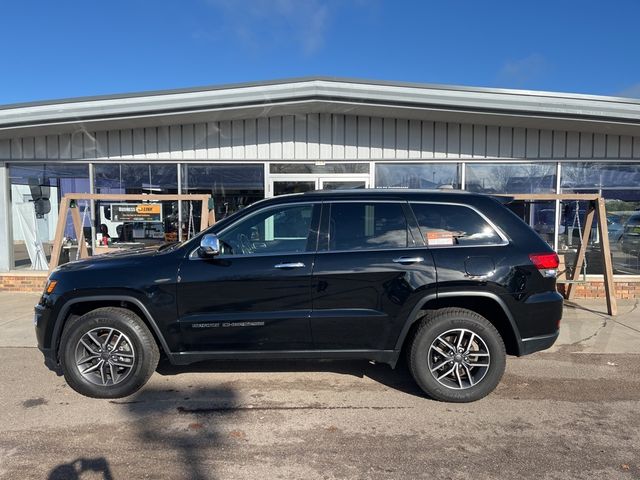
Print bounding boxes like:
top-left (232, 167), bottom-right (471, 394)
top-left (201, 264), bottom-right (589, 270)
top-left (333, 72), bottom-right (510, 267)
top-left (34, 302), bottom-right (62, 373)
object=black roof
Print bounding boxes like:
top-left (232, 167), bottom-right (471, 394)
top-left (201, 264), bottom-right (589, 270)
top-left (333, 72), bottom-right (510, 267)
top-left (268, 188), bottom-right (510, 205)
top-left (301, 188), bottom-right (470, 197)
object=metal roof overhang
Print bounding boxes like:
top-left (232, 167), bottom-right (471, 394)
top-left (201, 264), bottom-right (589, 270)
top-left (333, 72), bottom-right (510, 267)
top-left (0, 77), bottom-right (639, 139)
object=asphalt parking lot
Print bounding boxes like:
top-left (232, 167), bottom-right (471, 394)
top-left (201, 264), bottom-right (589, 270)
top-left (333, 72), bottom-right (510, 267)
top-left (1, 293), bottom-right (639, 480)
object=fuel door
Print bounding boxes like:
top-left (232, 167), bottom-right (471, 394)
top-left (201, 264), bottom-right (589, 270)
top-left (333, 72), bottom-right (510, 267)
top-left (464, 256), bottom-right (495, 280)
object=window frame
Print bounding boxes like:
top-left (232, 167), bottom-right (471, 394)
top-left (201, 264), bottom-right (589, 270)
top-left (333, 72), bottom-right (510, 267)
top-left (189, 201), bottom-right (321, 259)
top-left (408, 201), bottom-right (509, 248)
top-left (318, 200), bottom-right (418, 253)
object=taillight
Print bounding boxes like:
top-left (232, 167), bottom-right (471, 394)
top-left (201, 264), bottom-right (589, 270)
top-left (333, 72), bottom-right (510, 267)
top-left (529, 253), bottom-right (559, 278)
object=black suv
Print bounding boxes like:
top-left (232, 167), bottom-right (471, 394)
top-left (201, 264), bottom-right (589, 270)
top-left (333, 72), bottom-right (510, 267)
top-left (35, 190), bottom-right (562, 402)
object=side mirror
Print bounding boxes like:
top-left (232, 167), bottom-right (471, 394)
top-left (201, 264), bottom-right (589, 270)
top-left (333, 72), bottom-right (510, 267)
top-left (198, 234), bottom-right (220, 257)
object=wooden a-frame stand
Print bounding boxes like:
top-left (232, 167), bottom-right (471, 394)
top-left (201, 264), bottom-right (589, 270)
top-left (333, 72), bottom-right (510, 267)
top-left (49, 193), bottom-right (214, 272)
top-left (506, 194), bottom-right (617, 316)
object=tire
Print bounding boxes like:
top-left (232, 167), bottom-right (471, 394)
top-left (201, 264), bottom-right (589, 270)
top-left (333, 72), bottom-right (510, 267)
top-left (59, 307), bottom-right (160, 399)
top-left (407, 307), bottom-right (506, 403)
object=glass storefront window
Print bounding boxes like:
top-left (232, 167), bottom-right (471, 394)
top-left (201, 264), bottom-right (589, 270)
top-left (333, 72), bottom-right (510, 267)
top-left (466, 163), bottom-right (556, 194)
top-left (181, 164), bottom-right (264, 224)
top-left (9, 163), bottom-right (90, 270)
top-left (561, 163), bottom-right (640, 275)
top-left (505, 199), bottom-right (557, 248)
top-left (466, 163), bottom-right (558, 248)
top-left (7, 158), bottom-right (638, 277)
top-left (94, 164), bottom-right (179, 245)
top-left (375, 163), bottom-right (460, 189)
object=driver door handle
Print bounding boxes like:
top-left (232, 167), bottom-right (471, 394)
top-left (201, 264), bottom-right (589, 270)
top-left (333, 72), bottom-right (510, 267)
top-left (392, 256), bottom-right (424, 264)
top-left (274, 262), bottom-right (306, 269)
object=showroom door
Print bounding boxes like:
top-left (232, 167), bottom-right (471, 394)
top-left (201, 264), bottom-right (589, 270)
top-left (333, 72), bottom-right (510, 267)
top-left (271, 179), bottom-right (317, 196)
top-left (318, 177), bottom-right (367, 190)
top-left (268, 175), bottom-right (369, 197)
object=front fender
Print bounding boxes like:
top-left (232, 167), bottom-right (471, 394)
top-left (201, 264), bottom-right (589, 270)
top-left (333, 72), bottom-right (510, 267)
top-left (49, 292), bottom-right (173, 360)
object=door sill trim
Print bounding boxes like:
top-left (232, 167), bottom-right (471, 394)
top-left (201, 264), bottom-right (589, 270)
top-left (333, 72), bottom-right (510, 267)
top-left (168, 349), bottom-right (398, 366)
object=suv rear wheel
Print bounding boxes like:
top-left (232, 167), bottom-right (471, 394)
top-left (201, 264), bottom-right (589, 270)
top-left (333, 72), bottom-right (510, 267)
top-left (407, 308), bottom-right (506, 402)
top-left (59, 307), bottom-right (159, 398)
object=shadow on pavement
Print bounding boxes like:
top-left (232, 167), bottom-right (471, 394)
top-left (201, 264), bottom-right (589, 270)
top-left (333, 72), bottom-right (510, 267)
top-left (123, 385), bottom-right (239, 480)
top-left (48, 457), bottom-right (113, 479)
top-left (563, 300), bottom-right (612, 317)
top-left (42, 361), bottom-right (424, 479)
top-left (156, 357), bottom-right (425, 398)
top-left (44, 386), bottom-right (239, 480)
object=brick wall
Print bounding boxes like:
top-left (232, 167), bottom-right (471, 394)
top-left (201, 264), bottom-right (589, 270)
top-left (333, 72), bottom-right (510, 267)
top-left (0, 274), bottom-right (47, 292)
top-left (1, 272), bottom-right (639, 299)
top-left (556, 281), bottom-right (639, 299)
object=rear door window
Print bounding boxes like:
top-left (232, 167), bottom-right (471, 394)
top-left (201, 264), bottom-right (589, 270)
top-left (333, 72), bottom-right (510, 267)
top-left (410, 203), bottom-right (504, 246)
top-left (327, 202), bottom-right (409, 251)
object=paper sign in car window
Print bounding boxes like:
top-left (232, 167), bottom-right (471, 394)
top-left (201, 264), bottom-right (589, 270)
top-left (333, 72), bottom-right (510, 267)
top-left (426, 231), bottom-right (454, 246)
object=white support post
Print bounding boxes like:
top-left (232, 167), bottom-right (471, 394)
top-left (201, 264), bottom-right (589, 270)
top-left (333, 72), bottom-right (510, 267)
top-left (177, 163), bottom-right (183, 241)
top-left (554, 162), bottom-right (562, 252)
top-left (89, 163), bottom-right (96, 253)
top-left (0, 163), bottom-right (12, 271)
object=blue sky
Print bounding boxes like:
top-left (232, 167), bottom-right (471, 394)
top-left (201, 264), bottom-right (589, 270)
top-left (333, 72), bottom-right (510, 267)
top-left (1, 0), bottom-right (640, 104)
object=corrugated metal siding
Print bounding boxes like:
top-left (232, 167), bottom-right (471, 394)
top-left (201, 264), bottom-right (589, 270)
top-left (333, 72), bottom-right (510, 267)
top-left (1, 114), bottom-right (640, 161)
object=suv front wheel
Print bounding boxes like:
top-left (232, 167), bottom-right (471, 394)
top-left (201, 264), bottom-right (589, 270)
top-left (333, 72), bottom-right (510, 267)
top-left (407, 308), bottom-right (506, 402)
top-left (59, 307), bottom-right (160, 398)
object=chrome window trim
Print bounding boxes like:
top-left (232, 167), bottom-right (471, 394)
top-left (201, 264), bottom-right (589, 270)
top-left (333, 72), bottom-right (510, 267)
top-left (189, 250), bottom-right (317, 260)
top-left (409, 201), bottom-right (510, 247)
top-left (313, 246), bottom-right (424, 255)
top-left (189, 200), bottom-right (321, 260)
top-left (326, 199), bottom-right (407, 203)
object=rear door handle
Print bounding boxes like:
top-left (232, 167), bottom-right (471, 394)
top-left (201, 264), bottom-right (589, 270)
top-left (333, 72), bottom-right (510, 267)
top-left (392, 256), bottom-right (424, 264)
top-left (274, 262), bottom-right (306, 269)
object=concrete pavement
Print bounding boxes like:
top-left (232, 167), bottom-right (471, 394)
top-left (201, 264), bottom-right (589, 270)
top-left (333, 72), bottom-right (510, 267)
top-left (0, 292), bottom-right (639, 479)
top-left (0, 292), bottom-right (40, 348)
top-left (554, 298), bottom-right (640, 353)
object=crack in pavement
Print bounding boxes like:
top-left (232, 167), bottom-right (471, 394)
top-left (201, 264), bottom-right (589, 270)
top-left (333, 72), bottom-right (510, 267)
top-left (609, 299), bottom-right (640, 334)
top-left (566, 317), bottom-right (609, 349)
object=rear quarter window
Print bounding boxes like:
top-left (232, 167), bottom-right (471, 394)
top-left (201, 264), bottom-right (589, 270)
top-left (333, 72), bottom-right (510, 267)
top-left (410, 203), bottom-right (504, 246)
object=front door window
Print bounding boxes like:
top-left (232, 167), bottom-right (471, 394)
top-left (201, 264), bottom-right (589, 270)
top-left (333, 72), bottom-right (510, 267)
top-left (218, 203), bottom-right (317, 256)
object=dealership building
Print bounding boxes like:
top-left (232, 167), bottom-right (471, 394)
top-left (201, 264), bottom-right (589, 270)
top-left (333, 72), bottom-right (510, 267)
top-left (0, 77), bottom-right (639, 296)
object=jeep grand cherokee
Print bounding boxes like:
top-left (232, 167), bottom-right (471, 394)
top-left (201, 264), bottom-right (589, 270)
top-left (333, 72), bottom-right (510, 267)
top-left (35, 189), bottom-right (562, 402)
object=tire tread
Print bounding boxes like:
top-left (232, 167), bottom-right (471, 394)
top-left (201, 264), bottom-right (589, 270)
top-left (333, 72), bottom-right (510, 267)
top-left (60, 307), bottom-right (159, 399)
top-left (407, 307), bottom-right (506, 403)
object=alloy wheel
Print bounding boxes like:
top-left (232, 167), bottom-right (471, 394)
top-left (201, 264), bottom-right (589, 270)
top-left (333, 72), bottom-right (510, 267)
top-left (428, 328), bottom-right (490, 390)
top-left (74, 327), bottom-right (136, 386)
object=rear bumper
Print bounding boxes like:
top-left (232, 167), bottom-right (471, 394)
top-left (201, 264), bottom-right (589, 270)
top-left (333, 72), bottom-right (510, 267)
top-left (503, 290), bottom-right (562, 355)
top-left (516, 291), bottom-right (563, 340)
top-left (519, 330), bottom-right (559, 355)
